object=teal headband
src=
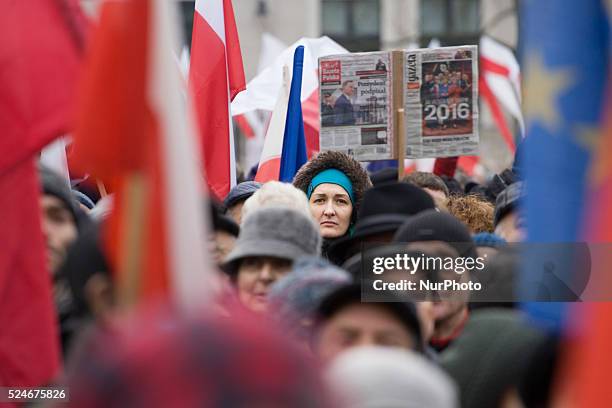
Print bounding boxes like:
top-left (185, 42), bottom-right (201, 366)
top-left (307, 168), bottom-right (354, 204)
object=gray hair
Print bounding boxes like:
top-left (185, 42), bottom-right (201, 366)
top-left (241, 181), bottom-right (312, 223)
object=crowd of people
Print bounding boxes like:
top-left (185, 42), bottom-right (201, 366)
top-left (40, 148), bottom-right (557, 408)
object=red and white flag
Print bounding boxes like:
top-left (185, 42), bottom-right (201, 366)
top-left (238, 33), bottom-right (287, 172)
top-left (231, 36), bottom-right (348, 159)
top-left (190, 0), bottom-right (246, 200)
top-left (73, 0), bottom-right (215, 310)
top-left (480, 36), bottom-right (523, 152)
top-left (254, 65), bottom-right (291, 182)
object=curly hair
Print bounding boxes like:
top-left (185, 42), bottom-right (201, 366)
top-left (446, 194), bottom-right (494, 234)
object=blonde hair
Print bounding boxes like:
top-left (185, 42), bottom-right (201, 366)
top-left (241, 181), bottom-right (312, 223)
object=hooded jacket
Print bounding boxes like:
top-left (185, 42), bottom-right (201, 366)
top-left (293, 151), bottom-right (371, 225)
top-left (293, 151), bottom-right (372, 257)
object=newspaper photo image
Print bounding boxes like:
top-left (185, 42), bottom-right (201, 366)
top-left (319, 52), bottom-right (394, 161)
top-left (405, 46), bottom-right (479, 158)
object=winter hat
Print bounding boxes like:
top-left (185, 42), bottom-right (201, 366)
top-left (315, 283), bottom-right (423, 352)
top-left (393, 209), bottom-right (477, 259)
top-left (327, 346), bottom-right (459, 408)
top-left (268, 257), bottom-right (351, 339)
top-left (40, 164), bottom-right (77, 222)
top-left (293, 151), bottom-right (372, 223)
top-left (67, 306), bottom-right (333, 408)
top-left (222, 207), bottom-right (321, 275)
top-left (369, 166), bottom-right (399, 186)
top-left (223, 181), bottom-right (262, 210)
top-left (440, 309), bottom-right (545, 408)
top-left (494, 181), bottom-right (524, 226)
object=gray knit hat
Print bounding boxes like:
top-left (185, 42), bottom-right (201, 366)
top-left (223, 207), bottom-right (322, 274)
top-left (268, 257), bottom-right (351, 339)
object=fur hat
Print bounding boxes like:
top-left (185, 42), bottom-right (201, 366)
top-left (293, 151), bottom-right (372, 223)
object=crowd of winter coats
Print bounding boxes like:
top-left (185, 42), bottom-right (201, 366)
top-left (40, 150), bottom-right (555, 408)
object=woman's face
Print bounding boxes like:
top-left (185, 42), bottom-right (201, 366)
top-left (309, 183), bottom-right (353, 239)
top-left (236, 256), bottom-right (292, 313)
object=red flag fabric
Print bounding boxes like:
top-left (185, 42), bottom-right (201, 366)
top-left (190, 0), bottom-right (246, 200)
top-left (73, 0), bottom-right (214, 309)
top-left (0, 0), bottom-right (85, 173)
top-left (433, 157), bottom-right (458, 178)
top-left (73, 0), bottom-right (168, 302)
top-left (0, 0), bottom-right (86, 387)
top-left (0, 161), bottom-right (61, 387)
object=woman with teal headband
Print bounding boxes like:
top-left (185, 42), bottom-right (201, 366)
top-left (293, 151), bottom-right (372, 258)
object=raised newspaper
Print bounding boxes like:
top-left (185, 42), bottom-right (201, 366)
top-left (404, 46), bottom-right (479, 158)
top-left (319, 52), bottom-right (394, 161)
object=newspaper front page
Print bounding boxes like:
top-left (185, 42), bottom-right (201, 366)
top-left (404, 46), bottom-right (479, 158)
top-left (319, 52), bottom-right (394, 161)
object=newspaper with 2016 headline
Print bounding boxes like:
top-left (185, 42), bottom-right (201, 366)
top-left (319, 52), bottom-right (394, 161)
top-left (405, 45), bottom-right (479, 158)
top-left (318, 46), bottom-right (479, 161)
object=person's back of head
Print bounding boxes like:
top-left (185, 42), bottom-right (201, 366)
top-left (446, 194), bottom-right (494, 234)
top-left (268, 257), bottom-right (351, 342)
top-left (393, 209), bottom-right (477, 259)
top-left (241, 181), bottom-right (311, 222)
top-left (67, 307), bottom-right (333, 407)
top-left (223, 181), bottom-right (262, 224)
top-left (402, 171), bottom-right (449, 197)
top-left (327, 346), bottom-right (459, 408)
top-left (440, 309), bottom-right (545, 408)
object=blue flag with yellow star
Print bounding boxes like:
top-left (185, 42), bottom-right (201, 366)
top-left (520, 0), bottom-right (610, 330)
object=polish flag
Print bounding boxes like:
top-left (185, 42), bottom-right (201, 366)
top-left (235, 33), bottom-right (287, 140)
top-left (232, 37), bottom-right (348, 158)
top-left (480, 36), bottom-right (523, 152)
top-left (254, 46), bottom-right (308, 183)
top-left (190, 0), bottom-right (246, 200)
top-left (73, 0), bottom-right (215, 309)
top-left (254, 65), bottom-right (291, 182)
top-left (238, 33), bottom-right (286, 172)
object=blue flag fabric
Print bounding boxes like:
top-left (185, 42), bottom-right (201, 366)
top-left (520, 0), bottom-right (609, 331)
top-left (279, 46), bottom-right (308, 182)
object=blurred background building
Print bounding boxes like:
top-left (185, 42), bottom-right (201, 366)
top-left (81, 0), bottom-right (520, 177)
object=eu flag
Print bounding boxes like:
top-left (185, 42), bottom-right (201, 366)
top-left (520, 0), bottom-right (610, 330)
